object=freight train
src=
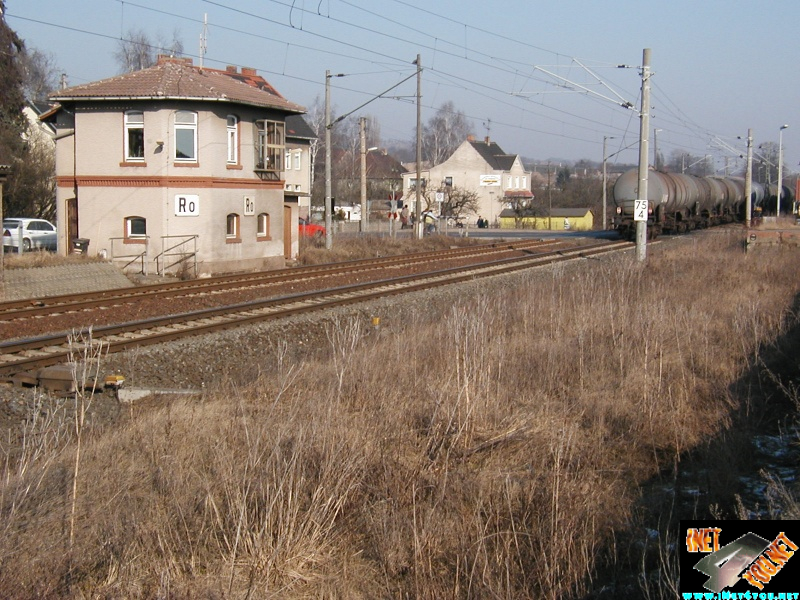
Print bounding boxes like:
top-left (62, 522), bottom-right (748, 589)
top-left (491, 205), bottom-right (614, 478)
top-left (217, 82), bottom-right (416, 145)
top-left (611, 169), bottom-right (793, 240)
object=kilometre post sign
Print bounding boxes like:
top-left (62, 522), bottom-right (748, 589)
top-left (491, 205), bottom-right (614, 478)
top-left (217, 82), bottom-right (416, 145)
top-left (634, 199), bottom-right (648, 222)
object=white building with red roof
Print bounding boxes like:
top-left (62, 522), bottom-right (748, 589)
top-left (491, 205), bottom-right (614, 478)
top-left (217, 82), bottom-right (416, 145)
top-left (45, 56), bottom-right (307, 275)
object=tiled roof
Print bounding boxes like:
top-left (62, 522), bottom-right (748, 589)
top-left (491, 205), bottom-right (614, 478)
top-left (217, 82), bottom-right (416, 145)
top-left (367, 151), bottom-right (407, 178)
top-left (49, 57), bottom-right (305, 114)
top-left (469, 140), bottom-right (517, 171)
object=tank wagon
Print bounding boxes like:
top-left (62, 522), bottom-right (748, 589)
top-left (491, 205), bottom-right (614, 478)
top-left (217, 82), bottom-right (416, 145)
top-left (612, 169), bottom-right (765, 240)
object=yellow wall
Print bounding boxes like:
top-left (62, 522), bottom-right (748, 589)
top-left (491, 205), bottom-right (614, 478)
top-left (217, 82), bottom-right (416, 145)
top-left (499, 213), bottom-right (593, 231)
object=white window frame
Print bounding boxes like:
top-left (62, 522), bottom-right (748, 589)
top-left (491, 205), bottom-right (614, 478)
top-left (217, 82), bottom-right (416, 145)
top-left (227, 115), bottom-right (238, 164)
top-left (124, 111), bottom-right (145, 161)
top-left (294, 150), bottom-right (301, 170)
top-left (226, 213), bottom-right (240, 239)
top-left (125, 216), bottom-right (147, 238)
top-left (254, 120), bottom-right (285, 174)
top-left (257, 213), bottom-right (270, 237)
top-left (174, 110), bottom-right (198, 162)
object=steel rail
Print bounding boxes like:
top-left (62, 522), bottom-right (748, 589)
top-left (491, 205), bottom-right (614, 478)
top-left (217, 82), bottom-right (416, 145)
top-left (0, 239), bottom-right (557, 321)
top-left (0, 240), bottom-right (631, 377)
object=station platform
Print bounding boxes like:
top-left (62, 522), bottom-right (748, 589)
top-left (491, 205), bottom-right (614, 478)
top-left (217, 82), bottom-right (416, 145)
top-left (0, 262), bottom-right (134, 302)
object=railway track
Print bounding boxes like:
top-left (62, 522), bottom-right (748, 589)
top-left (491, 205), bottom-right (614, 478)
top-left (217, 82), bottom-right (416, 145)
top-left (0, 239), bottom-right (631, 377)
top-left (0, 238), bottom-right (557, 322)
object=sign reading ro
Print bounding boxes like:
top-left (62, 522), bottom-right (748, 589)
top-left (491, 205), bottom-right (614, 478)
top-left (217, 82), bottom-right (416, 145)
top-left (175, 194), bottom-right (200, 216)
top-left (634, 199), bottom-right (648, 222)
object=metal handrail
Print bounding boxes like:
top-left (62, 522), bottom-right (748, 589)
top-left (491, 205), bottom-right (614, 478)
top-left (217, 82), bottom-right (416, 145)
top-left (109, 236), bottom-right (149, 275)
top-left (154, 235), bottom-right (198, 277)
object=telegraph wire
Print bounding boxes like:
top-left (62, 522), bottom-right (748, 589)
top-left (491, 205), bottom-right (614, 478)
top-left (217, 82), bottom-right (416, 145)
top-left (9, 1), bottom-right (738, 161)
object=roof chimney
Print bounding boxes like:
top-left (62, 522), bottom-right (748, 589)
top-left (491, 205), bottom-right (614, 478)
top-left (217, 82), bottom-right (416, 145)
top-left (467, 134), bottom-right (475, 142)
top-left (157, 55), bottom-right (193, 66)
top-left (485, 136), bottom-right (491, 144)
top-left (241, 67), bottom-right (257, 76)
top-left (226, 65), bottom-right (238, 73)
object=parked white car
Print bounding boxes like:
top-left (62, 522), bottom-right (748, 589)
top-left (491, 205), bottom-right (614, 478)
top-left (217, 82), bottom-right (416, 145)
top-left (2, 218), bottom-right (58, 252)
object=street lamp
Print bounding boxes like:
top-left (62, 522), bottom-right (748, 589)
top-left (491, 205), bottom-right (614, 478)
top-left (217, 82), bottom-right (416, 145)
top-left (359, 113), bottom-right (378, 233)
top-left (602, 136), bottom-right (615, 230)
top-left (602, 140), bottom-right (638, 231)
top-left (777, 124), bottom-right (789, 216)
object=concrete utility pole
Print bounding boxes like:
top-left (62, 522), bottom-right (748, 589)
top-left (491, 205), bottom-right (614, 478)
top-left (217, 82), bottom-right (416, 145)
top-left (777, 124), bottom-right (789, 216)
top-left (360, 116), bottom-right (367, 234)
top-left (636, 48), bottom-right (651, 262)
top-left (547, 162), bottom-right (552, 231)
top-left (324, 70), bottom-right (341, 250)
top-left (602, 136), bottom-right (615, 230)
top-left (745, 128), bottom-right (753, 228)
top-left (414, 54), bottom-right (423, 239)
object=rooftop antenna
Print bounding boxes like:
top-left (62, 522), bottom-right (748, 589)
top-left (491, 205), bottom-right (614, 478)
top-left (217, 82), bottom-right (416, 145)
top-left (483, 118), bottom-right (492, 141)
top-left (199, 13), bottom-right (208, 69)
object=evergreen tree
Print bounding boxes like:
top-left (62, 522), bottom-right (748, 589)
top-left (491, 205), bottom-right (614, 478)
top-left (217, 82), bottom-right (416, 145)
top-left (0, 0), bottom-right (26, 149)
top-left (0, 3), bottom-right (56, 221)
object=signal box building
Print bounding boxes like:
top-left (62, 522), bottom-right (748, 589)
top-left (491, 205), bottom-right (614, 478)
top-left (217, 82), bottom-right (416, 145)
top-left (45, 56), bottom-right (306, 275)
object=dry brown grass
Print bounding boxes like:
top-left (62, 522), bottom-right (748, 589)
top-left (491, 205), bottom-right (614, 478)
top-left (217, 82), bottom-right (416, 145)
top-left (1, 231), bottom-right (799, 598)
top-left (297, 233), bottom-right (485, 265)
top-left (1, 250), bottom-right (104, 269)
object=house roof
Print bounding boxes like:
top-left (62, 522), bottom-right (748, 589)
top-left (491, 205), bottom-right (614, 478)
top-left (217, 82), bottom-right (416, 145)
top-left (367, 151), bottom-right (407, 179)
top-left (285, 115), bottom-right (316, 140)
top-left (469, 139), bottom-right (517, 171)
top-left (48, 57), bottom-right (305, 114)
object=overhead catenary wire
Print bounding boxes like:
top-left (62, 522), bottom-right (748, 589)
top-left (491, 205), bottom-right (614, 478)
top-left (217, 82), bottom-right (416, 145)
top-left (8, 0), bottom-right (736, 163)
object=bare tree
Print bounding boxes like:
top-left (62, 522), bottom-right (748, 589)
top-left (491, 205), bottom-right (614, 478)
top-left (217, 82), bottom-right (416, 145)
top-left (19, 48), bottom-right (59, 102)
top-left (439, 186), bottom-right (480, 221)
top-left (421, 101), bottom-right (473, 166)
top-left (114, 28), bottom-right (184, 73)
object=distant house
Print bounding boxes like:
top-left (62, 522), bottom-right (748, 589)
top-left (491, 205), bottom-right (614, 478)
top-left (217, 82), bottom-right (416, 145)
top-left (45, 56), bottom-right (306, 275)
top-left (326, 148), bottom-right (406, 221)
top-left (23, 100), bottom-right (56, 147)
top-left (401, 136), bottom-right (532, 226)
top-left (284, 114), bottom-right (315, 220)
top-left (499, 207), bottom-right (594, 231)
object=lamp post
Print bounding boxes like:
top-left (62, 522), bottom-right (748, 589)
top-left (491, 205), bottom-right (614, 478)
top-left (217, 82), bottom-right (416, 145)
top-left (602, 136), bottom-right (615, 230)
top-left (359, 115), bottom-right (378, 234)
top-left (777, 124), bottom-right (789, 216)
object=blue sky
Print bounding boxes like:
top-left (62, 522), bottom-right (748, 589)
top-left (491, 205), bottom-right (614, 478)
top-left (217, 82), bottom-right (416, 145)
top-left (7, 0), bottom-right (799, 173)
